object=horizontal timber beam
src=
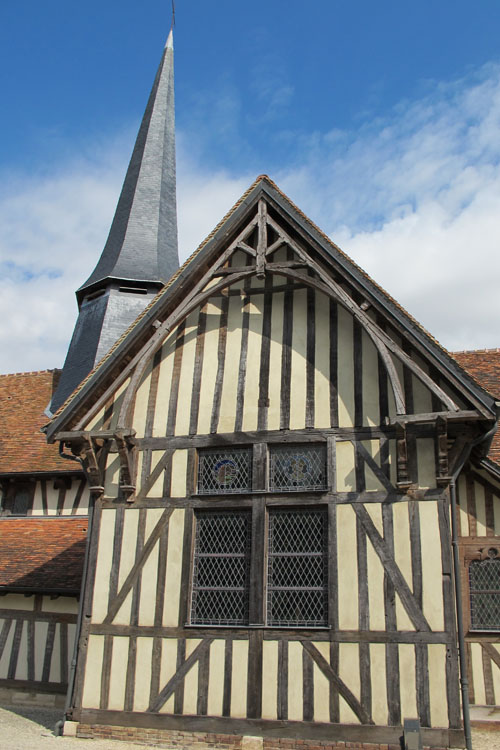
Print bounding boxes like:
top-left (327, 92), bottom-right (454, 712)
top-left (88, 622), bottom-right (452, 644)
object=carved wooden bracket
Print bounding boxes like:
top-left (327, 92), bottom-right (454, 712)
top-left (436, 416), bottom-right (452, 486)
top-left (114, 429), bottom-right (137, 502)
top-left (395, 424), bottom-right (412, 489)
top-left (68, 433), bottom-right (106, 497)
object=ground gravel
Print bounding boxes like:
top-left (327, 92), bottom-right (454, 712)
top-left (2, 705), bottom-right (500, 750)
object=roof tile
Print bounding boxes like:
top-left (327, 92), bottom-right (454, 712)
top-left (0, 517), bottom-right (87, 593)
top-left (0, 370), bottom-right (73, 474)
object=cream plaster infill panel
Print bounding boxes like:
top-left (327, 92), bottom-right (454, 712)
top-left (196, 299), bottom-right (223, 435)
top-left (428, 644), bottom-right (448, 727)
top-left (133, 637), bottom-right (154, 712)
top-left (398, 644), bottom-right (417, 719)
top-left (0, 594), bottom-right (35, 611)
top-left (337, 306), bottom-right (354, 428)
top-left (337, 504), bottom-right (358, 630)
top-left (361, 329), bottom-right (379, 427)
top-left (81, 635), bottom-right (105, 709)
top-left (338, 643), bottom-right (360, 723)
top-left (183, 638), bottom-right (201, 715)
top-left (175, 310), bottom-right (200, 436)
top-left (171, 450), bottom-right (188, 498)
top-left (34, 620), bottom-right (49, 682)
top-left (207, 639), bottom-right (225, 717)
top-left (132, 357), bottom-right (154, 440)
top-left (370, 643), bottom-right (388, 726)
top-left (474, 480), bottom-right (487, 537)
top-left (267, 290), bottom-right (285, 432)
top-left (312, 641), bottom-right (330, 724)
top-left (158, 638), bottom-right (178, 714)
top-left (108, 636), bottom-right (129, 710)
top-left (336, 440), bottom-right (355, 492)
top-left (365, 504), bottom-right (386, 630)
top-left (261, 640), bottom-right (278, 720)
top-left (152, 330), bottom-right (177, 437)
top-left (138, 508), bottom-right (164, 626)
top-left (289, 288), bottom-right (307, 431)
top-left (91, 509), bottom-right (116, 623)
top-left (240, 295), bottom-right (262, 433)
top-left (230, 640), bottom-right (249, 718)
top-left (420, 501), bottom-right (445, 631)
top-left (163, 509), bottom-right (185, 627)
top-left (14, 620), bottom-right (28, 680)
top-left (287, 640), bottom-right (303, 721)
top-left (314, 290), bottom-right (331, 429)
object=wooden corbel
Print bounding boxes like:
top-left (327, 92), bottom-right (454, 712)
top-left (73, 433), bottom-right (105, 497)
top-left (436, 416), bottom-right (452, 486)
top-left (114, 429), bottom-right (137, 502)
top-left (395, 423), bottom-right (412, 490)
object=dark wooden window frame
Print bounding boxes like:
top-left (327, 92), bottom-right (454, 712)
top-left (188, 498), bottom-right (330, 630)
top-left (460, 541), bottom-right (500, 635)
top-left (0, 481), bottom-right (35, 516)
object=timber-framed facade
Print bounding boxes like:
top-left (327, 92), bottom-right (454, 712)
top-left (44, 176), bottom-right (500, 748)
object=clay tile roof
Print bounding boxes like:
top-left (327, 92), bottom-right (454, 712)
top-left (0, 370), bottom-right (75, 474)
top-left (452, 349), bottom-right (500, 463)
top-left (0, 517), bottom-right (87, 593)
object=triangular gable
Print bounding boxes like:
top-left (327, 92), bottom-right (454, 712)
top-left (46, 175), bottom-right (496, 442)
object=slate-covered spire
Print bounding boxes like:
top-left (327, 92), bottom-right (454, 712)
top-left (78, 30), bottom-right (179, 299)
top-left (49, 31), bottom-right (179, 414)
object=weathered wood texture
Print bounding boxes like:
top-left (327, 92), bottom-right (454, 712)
top-left (0, 594), bottom-right (78, 690)
top-left (457, 466), bottom-right (500, 706)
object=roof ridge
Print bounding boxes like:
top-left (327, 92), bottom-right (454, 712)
top-left (0, 369), bottom-right (61, 378)
top-left (452, 348), bottom-right (500, 355)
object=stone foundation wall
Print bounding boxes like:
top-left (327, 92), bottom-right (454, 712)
top-left (74, 723), bottom-right (450, 750)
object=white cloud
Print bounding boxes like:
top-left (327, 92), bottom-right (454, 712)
top-left (1, 62), bottom-right (499, 373)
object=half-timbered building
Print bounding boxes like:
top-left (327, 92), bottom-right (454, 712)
top-left (3, 23), bottom-right (500, 750)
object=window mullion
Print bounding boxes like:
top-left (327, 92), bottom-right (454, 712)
top-left (248, 496), bottom-right (266, 625)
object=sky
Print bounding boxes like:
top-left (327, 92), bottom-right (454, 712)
top-left (1, 1), bottom-right (500, 373)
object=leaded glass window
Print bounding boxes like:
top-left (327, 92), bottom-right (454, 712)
top-left (269, 444), bottom-right (327, 492)
top-left (267, 509), bottom-right (328, 627)
top-left (469, 553), bottom-right (500, 631)
top-left (197, 447), bottom-right (252, 495)
top-left (191, 511), bottom-right (252, 625)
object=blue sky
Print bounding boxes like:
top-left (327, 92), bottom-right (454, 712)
top-left (1, 1), bottom-right (500, 371)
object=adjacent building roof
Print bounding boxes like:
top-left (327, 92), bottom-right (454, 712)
top-left (0, 517), bottom-right (88, 594)
top-left (0, 370), bottom-right (78, 474)
top-left (453, 349), bottom-right (500, 463)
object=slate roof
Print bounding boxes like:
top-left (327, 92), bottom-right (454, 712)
top-left (78, 30), bottom-right (178, 298)
top-left (452, 349), bottom-right (500, 464)
top-left (0, 517), bottom-right (88, 594)
top-left (0, 370), bottom-right (76, 474)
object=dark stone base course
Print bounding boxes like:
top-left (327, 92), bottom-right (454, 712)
top-left (74, 710), bottom-right (465, 750)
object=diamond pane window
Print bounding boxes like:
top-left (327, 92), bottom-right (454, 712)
top-left (267, 509), bottom-right (328, 627)
top-left (191, 511), bottom-right (252, 625)
top-left (469, 556), bottom-right (500, 631)
top-left (269, 444), bottom-right (327, 492)
top-left (197, 448), bottom-right (252, 495)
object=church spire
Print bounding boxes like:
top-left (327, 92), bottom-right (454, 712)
top-left (49, 31), bottom-right (179, 414)
top-left (78, 29), bottom-right (179, 300)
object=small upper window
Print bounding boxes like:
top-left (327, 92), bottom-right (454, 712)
top-left (269, 444), bottom-right (327, 492)
top-left (469, 550), bottom-right (500, 631)
top-left (197, 447), bottom-right (253, 495)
